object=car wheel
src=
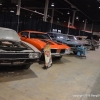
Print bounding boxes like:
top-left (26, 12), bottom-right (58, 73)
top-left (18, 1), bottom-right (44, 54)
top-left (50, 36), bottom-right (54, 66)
top-left (73, 51), bottom-right (77, 55)
top-left (24, 64), bottom-right (31, 69)
top-left (90, 45), bottom-right (95, 50)
top-left (56, 56), bottom-right (62, 59)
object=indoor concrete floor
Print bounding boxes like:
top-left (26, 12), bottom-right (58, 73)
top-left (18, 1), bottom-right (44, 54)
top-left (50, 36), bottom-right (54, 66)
top-left (0, 48), bottom-right (100, 100)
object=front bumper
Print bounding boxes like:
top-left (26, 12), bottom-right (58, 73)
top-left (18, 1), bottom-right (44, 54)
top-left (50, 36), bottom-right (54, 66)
top-left (0, 52), bottom-right (40, 66)
top-left (51, 49), bottom-right (70, 57)
top-left (0, 59), bottom-right (36, 66)
top-left (41, 48), bottom-right (70, 57)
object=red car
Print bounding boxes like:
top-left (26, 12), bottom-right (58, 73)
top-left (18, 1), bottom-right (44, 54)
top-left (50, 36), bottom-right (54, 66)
top-left (18, 30), bottom-right (70, 59)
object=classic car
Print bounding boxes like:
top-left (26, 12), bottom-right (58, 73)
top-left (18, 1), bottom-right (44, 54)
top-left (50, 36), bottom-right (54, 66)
top-left (47, 32), bottom-right (82, 54)
top-left (67, 35), bottom-right (91, 50)
top-left (0, 27), bottom-right (40, 69)
top-left (86, 35), bottom-right (100, 50)
top-left (18, 30), bottom-right (70, 59)
top-left (76, 36), bottom-right (91, 50)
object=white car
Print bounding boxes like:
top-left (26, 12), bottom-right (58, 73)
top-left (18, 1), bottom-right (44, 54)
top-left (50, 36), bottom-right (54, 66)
top-left (0, 27), bottom-right (41, 69)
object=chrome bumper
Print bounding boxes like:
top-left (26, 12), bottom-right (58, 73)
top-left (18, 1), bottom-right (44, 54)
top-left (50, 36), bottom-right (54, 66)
top-left (51, 49), bottom-right (70, 56)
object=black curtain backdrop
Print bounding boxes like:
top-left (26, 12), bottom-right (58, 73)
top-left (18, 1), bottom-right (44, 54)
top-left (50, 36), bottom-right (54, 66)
top-left (0, 12), bottom-right (92, 37)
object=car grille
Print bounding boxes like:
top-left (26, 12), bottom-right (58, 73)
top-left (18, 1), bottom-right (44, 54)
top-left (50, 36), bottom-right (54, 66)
top-left (60, 49), bottom-right (65, 53)
top-left (51, 49), bottom-right (57, 53)
top-left (0, 53), bottom-right (29, 59)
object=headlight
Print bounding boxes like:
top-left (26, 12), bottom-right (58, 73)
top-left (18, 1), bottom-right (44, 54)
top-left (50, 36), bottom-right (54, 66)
top-left (29, 53), bottom-right (39, 59)
top-left (65, 49), bottom-right (70, 54)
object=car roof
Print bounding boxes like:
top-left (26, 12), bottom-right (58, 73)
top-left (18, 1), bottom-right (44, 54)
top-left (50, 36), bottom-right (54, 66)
top-left (67, 35), bottom-right (74, 36)
top-left (48, 32), bottom-right (63, 34)
top-left (21, 30), bottom-right (47, 34)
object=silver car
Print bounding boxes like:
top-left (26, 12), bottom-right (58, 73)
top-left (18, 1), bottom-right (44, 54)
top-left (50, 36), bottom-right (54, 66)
top-left (0, 27), bottom-right (40, 69)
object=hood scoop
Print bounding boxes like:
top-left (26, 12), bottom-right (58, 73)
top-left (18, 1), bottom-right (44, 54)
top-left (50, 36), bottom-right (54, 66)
top-left (41, 39), bottom-right (54, 45)
top-left (41, 39), bottom-right (62, 45)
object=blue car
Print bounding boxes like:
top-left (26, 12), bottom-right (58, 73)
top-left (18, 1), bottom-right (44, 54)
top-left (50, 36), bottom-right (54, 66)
top-left (47, 32), bottom-right (82, 54)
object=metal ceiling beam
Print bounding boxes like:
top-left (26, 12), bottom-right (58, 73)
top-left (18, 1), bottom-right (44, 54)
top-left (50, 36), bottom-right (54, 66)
top-left (21, 7), bottom-right (44, 16)
top-left (20, 7), bottom-right (70, 10)
top-left (43, 0), bottom-right (49, 22)
top-left (16, 0), bottom-right (21, 15)
top-left (72, 10), bottom-right (76, 27)
top-left (84, 19), bottom-right (87, 31)
top-left (64, 0), bottom-right (93, 22)
top-left (51, 9), bottom-right (54, 23)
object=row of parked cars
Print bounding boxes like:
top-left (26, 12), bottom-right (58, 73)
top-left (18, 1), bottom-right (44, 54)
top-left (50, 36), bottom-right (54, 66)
top-left (0, 27), bottom-right (99, 69)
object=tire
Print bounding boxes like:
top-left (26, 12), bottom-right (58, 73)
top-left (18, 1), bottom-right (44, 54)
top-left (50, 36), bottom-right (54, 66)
top-left (73, 51), bottom-right (77, 55)
top-left (91, 45), bottom-right (95, 50)
top-left (56, 56), bottom-right (62, 59)
top-left (24, 64), bottom-right (31, 69)
top-left (39, 54), bottom-right (45, 61)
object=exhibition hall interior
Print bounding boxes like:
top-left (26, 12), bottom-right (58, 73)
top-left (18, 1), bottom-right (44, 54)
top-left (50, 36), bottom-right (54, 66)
top-left (0, 0), bottom-right (100, 100)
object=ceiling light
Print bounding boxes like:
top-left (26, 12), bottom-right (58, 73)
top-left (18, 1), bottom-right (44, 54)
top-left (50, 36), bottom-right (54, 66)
top-left (10, 10), bottom-right (14, 13)
top-left (30, 16), bottom-right (31, 18)
top-left (51, 3), bottom-right (54, 7)
top-left (64, 21), bottom-right (66, 22)
top-left (0, 3), bottom-right (2, 5)
top-left (99, 7), bottom-right (100, 9)
top-left (82, 20), bottom-right (84, 22)
top-left (57, 18), bottom-right (59, 20)
top-left (67, 11), bottom-right (70, 14)
top-left (34, 10), bottom-right (37, 12)
top-left (76, 16), bottom-right (78, 19)
top-left (16, 4), bottom-right (18, 6)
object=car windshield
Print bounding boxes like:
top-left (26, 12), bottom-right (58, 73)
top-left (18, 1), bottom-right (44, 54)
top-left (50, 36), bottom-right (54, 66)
top-left (68, 36), bottom-right (77, 40)
top-left (55, 34), bottom-right (69, 40)
top-left (30, 33), bottom-right (50, 39)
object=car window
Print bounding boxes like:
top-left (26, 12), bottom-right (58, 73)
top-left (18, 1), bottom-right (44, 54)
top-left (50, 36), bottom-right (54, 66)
top-left (21, 32), bottom-right (29, 38)
top-left (48, 33), bottom-right (55, 38)
top-left (68, 36), bottom-right (77, 40)
top-left (30, 33), bottom-right (50, 39)
top-left (55, 34), bottom-right (69, 40)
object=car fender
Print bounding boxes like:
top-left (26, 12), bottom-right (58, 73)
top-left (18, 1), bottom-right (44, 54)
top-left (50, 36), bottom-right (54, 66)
top-left (21, 41), bottom-right (41, 53)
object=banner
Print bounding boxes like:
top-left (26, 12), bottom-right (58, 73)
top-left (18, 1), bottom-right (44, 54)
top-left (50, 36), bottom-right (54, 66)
top-left (44, 43), bottom-right (52, 69)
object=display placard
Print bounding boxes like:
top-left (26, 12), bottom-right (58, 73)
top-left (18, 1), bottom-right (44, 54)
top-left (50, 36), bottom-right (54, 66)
top-left (58, 30), bottom-right (61, 33)
top-left (44, 43), bottom-right (52, 69)
top-left (52, 29), bottom-right (57, 32)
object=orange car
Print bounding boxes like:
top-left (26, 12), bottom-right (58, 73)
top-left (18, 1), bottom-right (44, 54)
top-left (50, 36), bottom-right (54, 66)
top-left (18, 30), bottom-right (70, 59)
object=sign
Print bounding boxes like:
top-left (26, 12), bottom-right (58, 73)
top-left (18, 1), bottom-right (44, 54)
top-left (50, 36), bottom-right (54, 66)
top-left (44, 43), bottom-right (52, 69)
top-left (58, 30), bottom-right (61, 33)
top-left (52, 29), bottom-right (57, 32)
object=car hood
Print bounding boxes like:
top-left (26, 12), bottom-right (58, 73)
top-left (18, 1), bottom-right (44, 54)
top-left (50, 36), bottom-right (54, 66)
top-left (29, 38), bottom-right (70, 49)
top-left (67, 40), bottom-right (82, 45)
top-left (58, 39), bottom-right (82, 45)
top-left (77, 40), bottom-right (89, 44)
top-left (0, 28), bottom-right (20, 42)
